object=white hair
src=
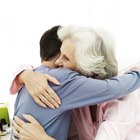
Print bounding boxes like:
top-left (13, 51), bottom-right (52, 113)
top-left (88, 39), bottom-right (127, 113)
top-left (58, 25), bottom-right (118, 79)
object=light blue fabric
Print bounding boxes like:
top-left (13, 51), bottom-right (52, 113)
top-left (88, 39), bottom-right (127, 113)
top-left (12, 65), bottom-right (140, 140)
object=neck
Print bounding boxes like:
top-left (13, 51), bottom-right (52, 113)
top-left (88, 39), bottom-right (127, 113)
top-left (41, 61), bottom-right (55, 68)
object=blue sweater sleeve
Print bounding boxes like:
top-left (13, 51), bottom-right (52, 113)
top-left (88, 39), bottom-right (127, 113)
top-left (48, 69), bottom-right (140, 111)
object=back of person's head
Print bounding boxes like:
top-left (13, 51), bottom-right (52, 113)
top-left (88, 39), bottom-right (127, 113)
top-left (58, 25), bottom-right (118, 79)
top-left (40, 25), bottom-right (62, 61)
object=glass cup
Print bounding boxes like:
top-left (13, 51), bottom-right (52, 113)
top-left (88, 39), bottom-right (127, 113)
top-left (0, 103), bottom-right (10, 127)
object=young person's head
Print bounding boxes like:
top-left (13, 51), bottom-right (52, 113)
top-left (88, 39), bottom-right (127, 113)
top-left (56, 26), bottom-right (118, 79)
top-left (40, 25), bottom-right (62, 63)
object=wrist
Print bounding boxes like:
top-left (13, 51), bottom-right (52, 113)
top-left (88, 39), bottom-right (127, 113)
top-left (18, 70), bottom-right (33, 84)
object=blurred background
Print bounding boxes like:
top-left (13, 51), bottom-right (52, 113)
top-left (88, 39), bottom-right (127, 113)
top-left (0, 0), bottom-right (140, 118)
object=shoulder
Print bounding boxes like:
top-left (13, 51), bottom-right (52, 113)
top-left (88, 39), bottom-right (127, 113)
top-left (48, 68), bottom-right (81, 81)
top-left (35, 66), bottom-right (83, 82)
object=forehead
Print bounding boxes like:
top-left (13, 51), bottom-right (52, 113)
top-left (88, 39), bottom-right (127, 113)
top-left (61, 39), bottom-right (75, 55)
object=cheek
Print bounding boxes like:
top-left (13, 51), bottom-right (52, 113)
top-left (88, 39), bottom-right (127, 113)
top-left (68, 63), bottom-right (77, 70)
top-left (63, 63), bottom-right (72, 69)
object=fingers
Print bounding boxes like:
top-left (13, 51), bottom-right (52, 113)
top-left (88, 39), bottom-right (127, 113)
top-left (34, 97), bottom-right (47, 108)
top-left (38, 95), bottom-right (56, 109)
top-left (13, 120), bottom-right (22, 134)
top-left (45, 74), bottom-right (61, 85)
top-left (13, 127), bottom-right (21, 139)
top-left (45, 74), bottom-right (61, 104)
top-left (34, 94), bottom-right (59, 109)
top-left (37, 86), bottom-right (61, 108)
top-left (13, 122), bottom-right (29, 140)
top-left (22, 114), bottom-right (41, 126)
top-left (44, 74), bottom-right (61, 105)
top-left (31, 84), bottom-right (61, 109)
top-left (14, 116), bottom-right (25, 128)
top-left (43, 89), bottom-right (60, 106)
top-left (12, 136), bottom-right (17, 140)
top-left (13, 117), bottom-right (24, 139)
top-left (45, 85), bottom-right (61, 105)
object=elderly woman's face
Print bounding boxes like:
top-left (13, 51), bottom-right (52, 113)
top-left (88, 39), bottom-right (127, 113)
top-left (55, 39), bottom-right (77, 71)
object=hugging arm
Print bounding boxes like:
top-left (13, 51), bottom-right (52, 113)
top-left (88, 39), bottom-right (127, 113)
top-left (10, 63), bottom-right (140, 109)
top-left (94, 62), bottom-right (140, 140)
top-left (13, 114), bottom-right (55, 140)
top-left (10, 65), bottom-right (61, 108)
top-left (12, 63), bottom-right (140, 139)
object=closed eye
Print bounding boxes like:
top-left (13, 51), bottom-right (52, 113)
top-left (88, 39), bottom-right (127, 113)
top-left (64, 55), bottom-right (69, 61)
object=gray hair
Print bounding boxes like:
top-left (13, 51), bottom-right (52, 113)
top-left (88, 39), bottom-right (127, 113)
top-left (58, 25), bottom-right (118, 79)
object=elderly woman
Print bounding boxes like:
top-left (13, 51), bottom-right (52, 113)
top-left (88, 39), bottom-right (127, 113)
top-left (11, 25), bottom-right (140, 140)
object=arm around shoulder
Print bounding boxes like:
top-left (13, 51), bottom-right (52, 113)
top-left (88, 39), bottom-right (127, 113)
top-left (10, 65), bottom-right (33, 94)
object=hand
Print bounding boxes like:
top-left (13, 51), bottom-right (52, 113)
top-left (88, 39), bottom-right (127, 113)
top-left (13, 114), bottom-right (55, 140)
top-left (19, 70), bottom-right (61, 108)
top-left (119, 61), bottom-right (140, 75)
top-left (128, 62), bottom-right (140, 72)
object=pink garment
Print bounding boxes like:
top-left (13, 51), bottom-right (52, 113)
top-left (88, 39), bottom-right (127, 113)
top-left (95, 92), bottom-right (140, 140)
top-left (10, 65), bottom-right (33, 94)
top-left (10, 65), bottom-right (140, 140)
top-left (72, 106), bottom-right (100, 140)
top-left (73, 92), bottom-right (140, 140)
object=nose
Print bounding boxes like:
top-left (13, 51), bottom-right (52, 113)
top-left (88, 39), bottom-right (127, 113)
top-left (55, 56), bottom-right (63, 67)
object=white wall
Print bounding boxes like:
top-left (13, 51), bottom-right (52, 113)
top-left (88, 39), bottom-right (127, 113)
top-left (0, 0), bottom-right (140, 117)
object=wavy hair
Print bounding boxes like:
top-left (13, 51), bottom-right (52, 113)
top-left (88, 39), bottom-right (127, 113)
top-left (58, 25), bottom-right (118, 79)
